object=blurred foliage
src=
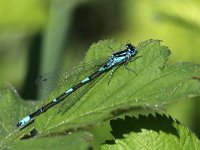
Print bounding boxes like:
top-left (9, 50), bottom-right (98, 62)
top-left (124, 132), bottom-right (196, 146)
top-left (0, 0), bottom-right (47, 32)
top-left (0, 0), bottom-right (199, 142)
top-left (122, 0), bottom-right (200, 62)
top-left (0, 0), bottom-right (48, 90)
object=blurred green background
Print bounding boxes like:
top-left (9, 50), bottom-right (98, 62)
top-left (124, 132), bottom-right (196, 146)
top-left (0, 0), bottom-right (199, 137)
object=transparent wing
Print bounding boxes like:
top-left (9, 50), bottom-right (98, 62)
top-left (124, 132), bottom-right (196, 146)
top-left (35, 58), bottom-right (108, 91)
top-left (58, 72), bottom-right (106, 115)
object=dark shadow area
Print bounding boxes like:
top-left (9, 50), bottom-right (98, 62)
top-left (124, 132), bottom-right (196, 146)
top-left (20, 33), bottom-right (41, 100)
top-left (105, 113), bottom-right (180, 144)
top-left (20, 128), bottom-right (38, 140)
top-left (191, 97), bottom-right (200, 138)
top-left (69, 0), bottom-right (123, 46)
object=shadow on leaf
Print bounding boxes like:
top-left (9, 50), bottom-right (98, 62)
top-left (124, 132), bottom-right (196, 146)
top-left (106, 113), bottom-right (180, 144)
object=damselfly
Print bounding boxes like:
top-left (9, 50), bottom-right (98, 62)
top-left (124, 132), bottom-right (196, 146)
top-left (17, 43), bottom-right (138, 127)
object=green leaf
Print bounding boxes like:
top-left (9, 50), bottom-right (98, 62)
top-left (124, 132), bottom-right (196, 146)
top-left (0, 83), bottom-right (36, 146)
top-left (9, 131), bottom-right (92, 150)
top-left (10, 39), bottom-right (199, 133)
top-left (1, 39), bottom-right (200, 149)
top-left (32, 39), bottom-right (200, 134)
top-left (101, 113), bottom-right (200, 150)
top-left (0, 83), bottom-right (93, 149)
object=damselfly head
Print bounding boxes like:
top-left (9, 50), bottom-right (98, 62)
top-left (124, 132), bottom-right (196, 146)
top-left (126, 43), bottom-right (136, 55)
